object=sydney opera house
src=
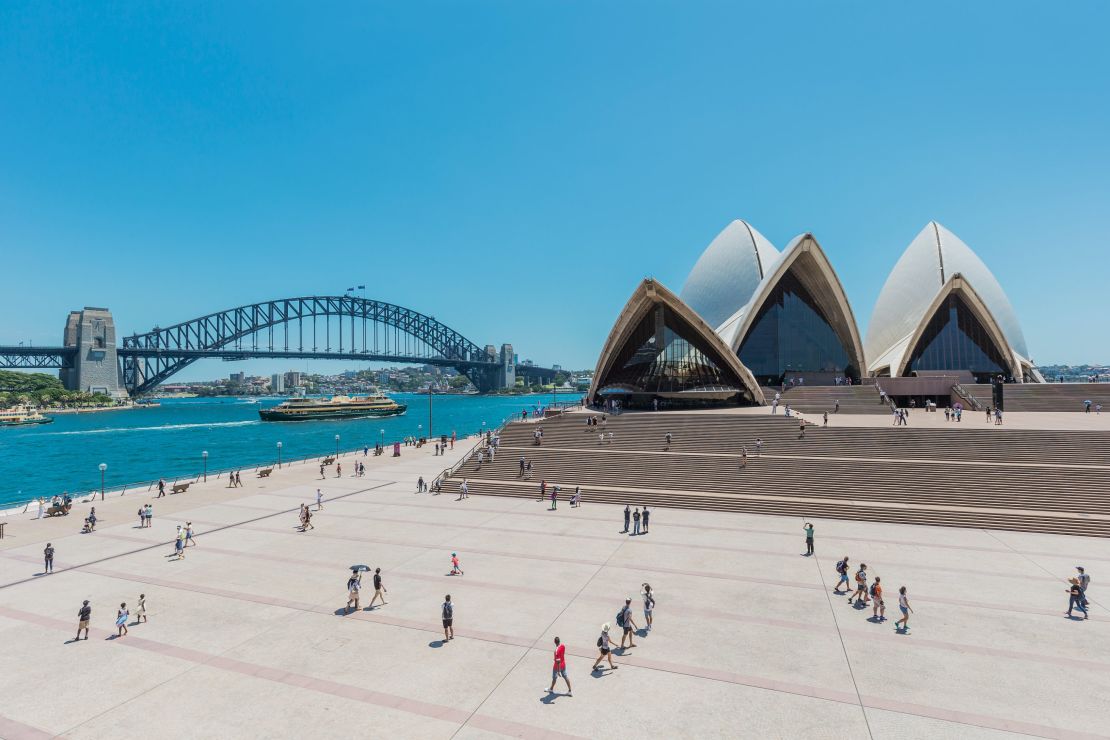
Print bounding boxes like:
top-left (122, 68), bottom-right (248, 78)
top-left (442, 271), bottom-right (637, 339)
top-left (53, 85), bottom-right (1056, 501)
top-left (589, 220), bottom-right (1042, 407)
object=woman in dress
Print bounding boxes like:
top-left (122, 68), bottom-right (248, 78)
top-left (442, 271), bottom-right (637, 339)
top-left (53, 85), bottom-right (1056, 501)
top-left (116, 602), bottom-right (130, 636)
top-left (136, 594), bottom-right (147, 624)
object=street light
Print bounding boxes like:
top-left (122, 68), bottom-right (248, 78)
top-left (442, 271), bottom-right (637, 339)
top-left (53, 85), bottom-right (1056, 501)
top-left (428, 386), bottom-right (433, 439)
top-left (277, 441), bottom-right (283, 468)
top-left (481, 420), bottom-right (486, 439)
top-left (380, 428), bottom-right (385, 448)
top-left (98, 463), bottom-right (107, 500)
top-left (335, 434), bottom-right (340, 457)
top-left (202, 450), bottom-right (208, 482)
top-left (418, 423), bottom-right (422, 442)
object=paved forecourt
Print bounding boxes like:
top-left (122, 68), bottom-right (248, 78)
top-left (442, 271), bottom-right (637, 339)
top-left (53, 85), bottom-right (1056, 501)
top-left (0, 438), bottom-right (1107, 739)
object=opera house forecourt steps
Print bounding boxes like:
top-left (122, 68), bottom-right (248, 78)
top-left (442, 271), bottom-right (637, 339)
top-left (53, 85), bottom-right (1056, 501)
top-left (765, 384), bottom-right (883, 414)
top-left (997, 382), bottom-right (1108, 412)
top-left (447, 412), bottom-right (1110, 537)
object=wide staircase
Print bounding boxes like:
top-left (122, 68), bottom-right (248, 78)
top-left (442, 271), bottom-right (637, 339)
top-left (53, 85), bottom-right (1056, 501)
top-left (766, 383), bottom-right (883, 414)
top-left (446, 411), bottom-right (1110, 536)
top-left (999, 383), bottom-right (1109, 412)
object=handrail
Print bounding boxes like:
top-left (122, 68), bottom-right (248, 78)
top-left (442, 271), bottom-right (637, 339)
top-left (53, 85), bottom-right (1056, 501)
top-left (431, 418), bottom-right (511, 492)
top-left (952, 383), bottom-right (984, 411)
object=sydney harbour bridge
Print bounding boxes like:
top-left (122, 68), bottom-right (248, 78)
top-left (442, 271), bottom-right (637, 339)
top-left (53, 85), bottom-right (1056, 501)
top-left (0, 296), bottom-right (557, 395)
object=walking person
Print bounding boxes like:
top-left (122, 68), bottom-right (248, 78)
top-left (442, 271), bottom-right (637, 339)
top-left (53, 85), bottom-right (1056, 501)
top-left (441, 595), bottom-right (454, 641)
top-left (367, 567), bottom-right (388, 608)
top-left (116, 602), bottom-right (129, 637)
top-left (316, 488), bottom-right (324, 511)
top-left (571, 486), bottom-right (582, 507)
top-left (642, 506), bottom-right (650, 534)
top-left (642, 583), bottom-right (655, 631)
top-left (185, 522), bottom-right (197, 547)
top-left (136, 593), bottom-right (147, 624)
top-left (346, 571), bottom-right (361, 614)
top-left (755, 438), bottom-right (763, 457)
top-left (144, 504), bottom-right (153, 528)
top-left (320, 463), bottom-right (326, 479)
top-left (1077, 567), bottom-right (1091, 611)
top-left (618, 598), bottom-right (638, 649)
top-left (137, 506), bottom-right (146, 528)
top-left (803, 522), bottom-right (814, 556)
top-left (741, 446), bottom-right (748, 469)
top-left (631, 507), bottom-right (641, 535)
top-left (547, 636), bottom-right (572, 696)
top-left (832, 556), bottom-right (850, 593)
top-left (550, 485), bottom-right (558, 510)
top-left (301, 507), bottom-right (314, 531)
top-left (457, 479), bottom-right (469, 501)
top-left (450, 552), bottom-right (464, 576)
top-left (172, 525), bottom-right (185, 560)
top-left (591, 624), bottom-right (617, 672)
top-left (871, 577), bottom-right (885, 621)
top-left (852, 563), bottom-right (871, 606)
top-left (894, 586), bottom-right (913, 631)
top-left (1067, 578), bottom-right (1089, 619)
top-left (157, 478), bottom-right (166, 498)
top-left (76, 600), bottom-right (91, 641)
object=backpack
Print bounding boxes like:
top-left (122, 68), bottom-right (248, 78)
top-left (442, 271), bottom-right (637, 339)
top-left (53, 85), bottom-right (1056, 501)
top-left (597, 636), bottom-right (603, 648)
top-left (442, 602), bottom-right (453, 619)
top-left (836, 560), bottom-right (846, 575)
top-left (868, 583), bottom-right (877, 597)
top-left (615, 609), bottom-right (625, 627)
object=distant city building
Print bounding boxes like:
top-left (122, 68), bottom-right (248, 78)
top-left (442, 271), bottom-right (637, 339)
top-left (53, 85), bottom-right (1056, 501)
top-left (271, 373), bottom-right (285, 393)
top-left (552, 364), bottom-right (562, 372)
top-left (284, 371), bottom-right (303, 387)
top-left (229, 372), bottom-right (246, 385)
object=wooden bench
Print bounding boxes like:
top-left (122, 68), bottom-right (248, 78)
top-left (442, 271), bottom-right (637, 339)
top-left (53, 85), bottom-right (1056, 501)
top-left (321, 457), bottom-right (335, 466)
top-left (171, 482), bottom-right (190, 494)
top-left (46, 504), bottom-right (71, 517)
top-left (257, 468), bottom-right (273, 478)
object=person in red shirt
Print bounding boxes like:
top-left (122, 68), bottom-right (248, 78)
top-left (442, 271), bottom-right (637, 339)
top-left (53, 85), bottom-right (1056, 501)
top-left (547, 636), bottom-right (572, 696)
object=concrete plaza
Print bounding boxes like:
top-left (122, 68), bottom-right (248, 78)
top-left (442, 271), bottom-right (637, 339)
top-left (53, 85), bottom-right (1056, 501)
top-left (0, 438), bottom-right (1107, 739)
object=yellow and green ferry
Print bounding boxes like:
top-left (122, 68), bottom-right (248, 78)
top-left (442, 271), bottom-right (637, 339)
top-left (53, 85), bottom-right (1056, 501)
top-left (259, 392), bottom-right (406, 422)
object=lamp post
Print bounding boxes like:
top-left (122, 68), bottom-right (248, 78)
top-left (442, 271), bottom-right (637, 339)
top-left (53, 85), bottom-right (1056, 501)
top-left (379, 428), bottom-right (385, 448)
top-left (277, 441), bottom-right (283, 468)
top-left (335, 434), bottom-right (340, 458)
top-left (98, 463), bottom-right (107, 500)
top-left (428, 386), bottom-right (433, 439)
top-left (202, 450), bottom-right (208, 482)
top-left (418, 423), bottom-right (422, 443)
top-left (481, 420), bottom-right (486, 439)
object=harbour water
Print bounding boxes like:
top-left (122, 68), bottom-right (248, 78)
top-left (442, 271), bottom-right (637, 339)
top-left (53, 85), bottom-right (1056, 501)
top-left (0, 393), bottom-right (580, 508)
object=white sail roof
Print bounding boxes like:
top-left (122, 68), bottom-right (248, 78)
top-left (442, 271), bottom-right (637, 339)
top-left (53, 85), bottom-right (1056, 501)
top-left (680, 220), bottom-right (779, 330)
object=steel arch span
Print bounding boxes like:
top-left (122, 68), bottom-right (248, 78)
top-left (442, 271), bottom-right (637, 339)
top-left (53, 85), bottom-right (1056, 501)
top-left (121, 296), bottom-right (499, 394)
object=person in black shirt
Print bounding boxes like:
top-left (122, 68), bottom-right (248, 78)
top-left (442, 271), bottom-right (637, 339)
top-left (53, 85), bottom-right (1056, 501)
top-left (368, 567), bottom-right (388, 608)
top-left (44, 543), bottom-right (54, 574)
top-left (622, 505), bottom-right (630, 533)
top-left (76, 600), bottom-right (91, 640)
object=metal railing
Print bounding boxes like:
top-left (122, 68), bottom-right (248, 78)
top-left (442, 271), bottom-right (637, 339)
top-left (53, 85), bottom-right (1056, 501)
top-left (952, 383), bottom-right (984, 411)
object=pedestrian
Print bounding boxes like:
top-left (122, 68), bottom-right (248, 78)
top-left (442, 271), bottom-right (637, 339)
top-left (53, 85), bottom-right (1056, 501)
top-left (316, 488), bottom-right (324, 510)
top-left (548, 636), bottom-right (572, 696)
top-left (834, 399), bottom-right (840, 413)
top-left (591, 624), bottom-right (617, 672)
top-left (441, 594), bottom-right (454, 641)
top-left (741, 446), bottom-right (748, 469)
top-left (137, 506), bottom-right (145, 528)
top-left (832, 556), bottom-right (850, 593)
top-left (630, 507), bottom-right (641, 535)
top-left (622, 504), bottom-right (631, 533)
top-left (617, 598), bottom-right (638, 648)
top-left (895, 586), bottom-right (914, 631)
top-left (852, 563), bottom-right (870, 606)
top-left (235, 470), bottom-right (242, 487)
top-left (173, 525), bottom-right (185, 559)
top-left (136, 593), bottom-right (147, 623)
top-left (76, 600), bottom-right (91, 641)
top-left (642, 506), bottom-right (650, 533)
top-left (301, 507), bottom-right (314, 531)
top-left (368, 567), bottom-right (388, 608)
top-left (664, 432), bottom-right (672, 449)
top-left (571, 486), bottom-right (582, 507)
top-left (346, 572), bottom-right (361, 614)
top-left (823, 411), bottom-right (828, 427)
top-left (144, 504), bottom-right (153, 528)
top-left (116, 602), bottom-right (129, 637)
top-left (450, 552), bottom-right (464, 576)
top-left (871, 577), bottom-right (885, 621)
top-left (799, 419), bottom-right (806, 438)
top-left (642, 583), bottom-right (655, 631)
top-left (458, 479), bottom-right (469, 501)
top-left (320, 464), bottom-right (326, 479)
top-left (182, 522), bottom-right (196, 547)
top-left (1067, 578), bottom-right (1089, 619)
top-left (755, 438), bottom-right (763, 457)
top-left (157, 478), bottom-right (166, 498)
top-left (519, 456), bottom-right (526, 477)
top-left (803, 522), bottom-right (814, 556)
top-left (1077, 567), bottom-right (1091, 610)
top-left (336, 462), bottom-right (342, 478)
top-left (44, 542), bottom-right (54, 574)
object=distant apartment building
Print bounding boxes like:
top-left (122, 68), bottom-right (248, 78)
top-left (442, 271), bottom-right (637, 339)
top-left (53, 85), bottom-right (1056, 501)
top-left (284, 371), bottom-right (303, 387)
top-left (229, 372), bottom-right (246, 385)
top-left (271, 373), bottom-right (285, 393)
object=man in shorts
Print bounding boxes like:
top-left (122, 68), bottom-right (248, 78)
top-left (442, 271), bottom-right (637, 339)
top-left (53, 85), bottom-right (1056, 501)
top-left (76, 600), bottom-right (91, 640)
top-left (852, 563), bottom-right (870, 606)
top-left (368, 567), bottom-right (388, 608)
top-left (832, 556), bottom-right (850, 593)
top-left (547, 636), bottom-right (572, 696)
top-left (441, 595), bottom-right (454, 641)
top-left (618, 598), bottom-right (638, 649)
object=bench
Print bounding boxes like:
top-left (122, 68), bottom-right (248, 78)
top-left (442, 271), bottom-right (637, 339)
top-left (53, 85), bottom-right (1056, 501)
top-left (46, 504), bottom-right (71, 517)
top-left (321, 457), bottom-right (335, 466)
top-left (257, 468), bottom-right (273, 478)
top-left (171, 482), bottom-right (190, 494)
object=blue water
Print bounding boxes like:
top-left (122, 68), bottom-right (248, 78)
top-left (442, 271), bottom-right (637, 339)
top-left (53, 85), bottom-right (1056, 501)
top-left (0, 393), bottom-right (580, 507)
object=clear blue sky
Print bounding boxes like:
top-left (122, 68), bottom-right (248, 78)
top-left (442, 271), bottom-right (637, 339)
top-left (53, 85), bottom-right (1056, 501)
top-left (2, 1), bottom-right (1108, 381)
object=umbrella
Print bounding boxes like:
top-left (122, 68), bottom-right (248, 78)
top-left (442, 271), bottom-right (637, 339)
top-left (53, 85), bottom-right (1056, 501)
top-left (351, 564), bottom-right (370, 572)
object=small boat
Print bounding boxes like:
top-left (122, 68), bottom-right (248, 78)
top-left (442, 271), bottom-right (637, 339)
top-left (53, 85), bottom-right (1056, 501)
top-left (259, 391), bottom-right (406, 421)
top-left (0, 405), bottom-right (53, 426)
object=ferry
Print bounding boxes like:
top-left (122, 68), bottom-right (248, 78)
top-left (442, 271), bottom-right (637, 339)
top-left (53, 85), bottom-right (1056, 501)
top-left (259, 392), bottom-right (406, 421)
top-left (0, 406), bottom-right (54, 426)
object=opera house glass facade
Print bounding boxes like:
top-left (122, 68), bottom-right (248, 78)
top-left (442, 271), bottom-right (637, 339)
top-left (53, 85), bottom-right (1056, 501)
top-left (590, 219), bottom-right (1039, 408)
top-left (903, 293), bottom-right (1012, 382)
top-left (737, 271), bottom-right (855, 385)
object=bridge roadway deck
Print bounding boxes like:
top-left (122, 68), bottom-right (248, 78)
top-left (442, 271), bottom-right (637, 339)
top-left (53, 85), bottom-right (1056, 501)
top-left (0, 427), bottom-right (1107, 737)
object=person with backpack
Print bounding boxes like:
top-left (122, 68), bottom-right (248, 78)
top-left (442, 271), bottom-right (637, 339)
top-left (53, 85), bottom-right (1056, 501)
top-left (617, 598), bottom-right (638, 649)
top-left (641, 583), bottom-right (655, 631)
top-left (441, 595), bottom-right (454, 641)
top-left (852, 563), bottom-right (870, 606)
top-left (590, 624), bottom-right (617, 672)
top-left (803, 523), bottom-right (814, 556)
top-left (871, 576), bottom-right (885, 621)
top-left (547, 636), bottom-right (572, 696)
top-left (832, 556), bottom-right (850, 593)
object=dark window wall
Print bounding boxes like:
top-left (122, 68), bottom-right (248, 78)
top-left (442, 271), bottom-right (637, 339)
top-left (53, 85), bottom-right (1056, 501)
top-left (738, 271), bottom-right (855, 384)
top-left (904, 294), bottom-right (1010, 381)
top-left (600, 305), bottom-right (743, 394)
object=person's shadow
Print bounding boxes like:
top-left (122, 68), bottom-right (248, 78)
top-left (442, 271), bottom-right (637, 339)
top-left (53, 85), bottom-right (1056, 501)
top-left (540, 691), bottom-right (569, 704)
top-left (428, 640), bottom-right (445, 648)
